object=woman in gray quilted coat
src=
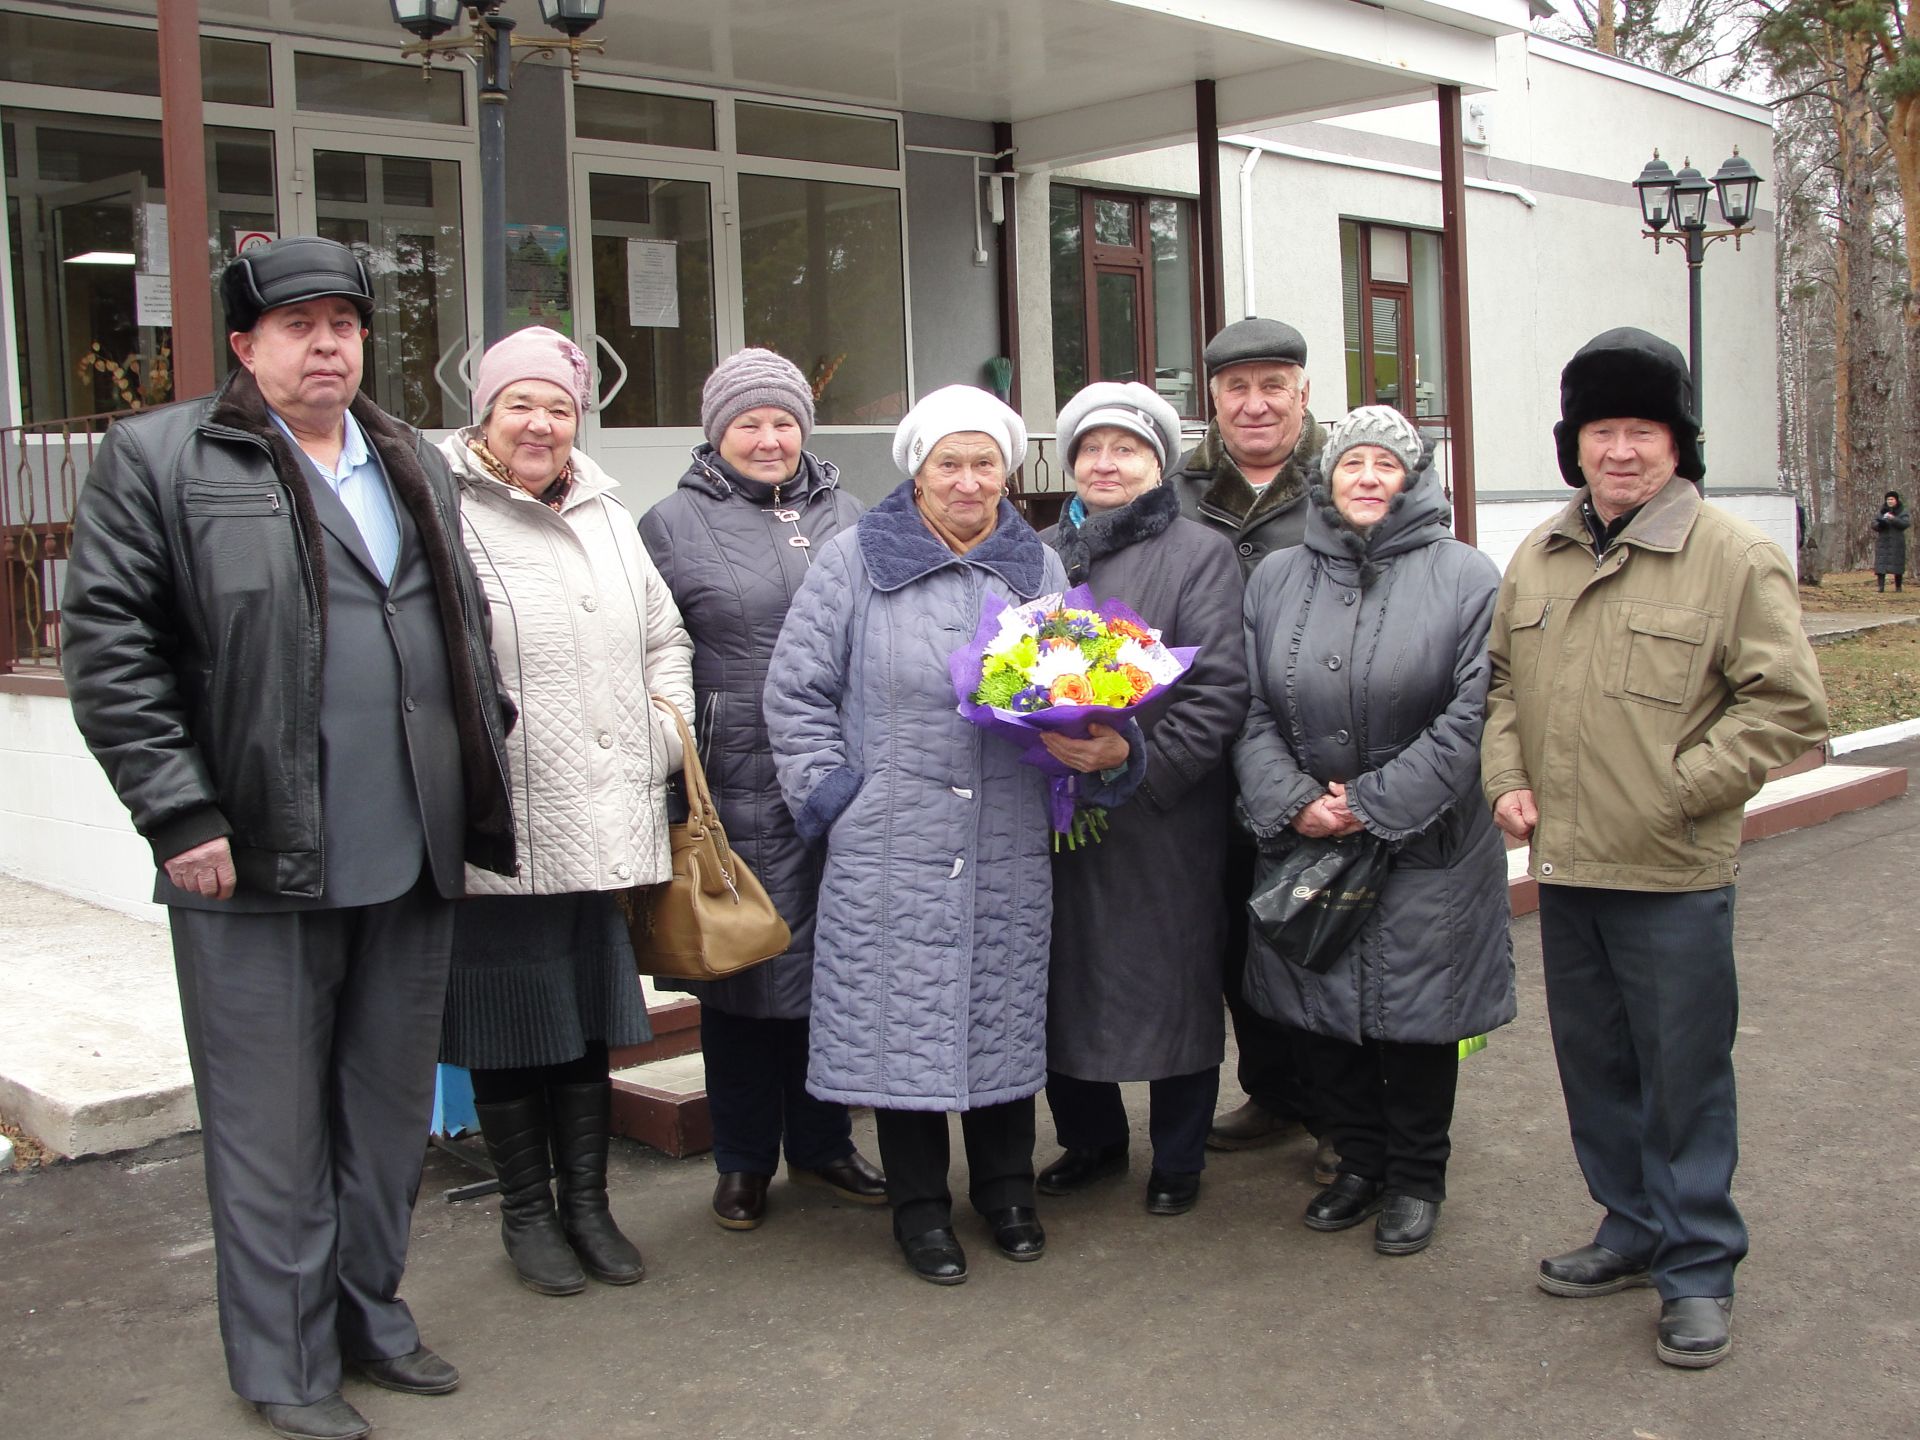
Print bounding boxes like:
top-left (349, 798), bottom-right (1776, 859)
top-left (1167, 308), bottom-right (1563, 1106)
top-left (639, 349), bottom-right (886, 1232)
top-left (1235, 406), bottom-right (1514, 1259)
top-left (765, 385), bottom-right (1143, 1286)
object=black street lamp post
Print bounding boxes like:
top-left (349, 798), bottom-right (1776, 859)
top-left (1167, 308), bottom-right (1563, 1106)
top-left (388, 0), bottom-right (606, 348)
top-left (1630, 147), bottom-right (1764, 468)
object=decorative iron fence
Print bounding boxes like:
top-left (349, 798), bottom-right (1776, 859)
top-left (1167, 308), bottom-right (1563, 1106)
top-left (1, 411), bottom-right (128, 676)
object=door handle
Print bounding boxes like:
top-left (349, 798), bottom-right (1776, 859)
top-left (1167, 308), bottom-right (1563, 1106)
top-left (434, 338), bottom-right (481, 417)
top-left (591, 333), bottom-right (628, 410)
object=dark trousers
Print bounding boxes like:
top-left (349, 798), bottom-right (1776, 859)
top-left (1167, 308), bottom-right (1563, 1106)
top-left (699, 1007), bottom-right (854, 1175)
top-left (1292, 1029), bottom-right (1459, 1201)
top-left (1044, 1067), bottom-right (1220, 1176)
top-left (168, 878), bottom-right (452, 1406)
top-left (1222, 843), bottom-right (1319, 1126)
top-left (872, 1099), bottom-right (1036, 1240)
top-left (1538, 884), bottom-right (1747, 1301)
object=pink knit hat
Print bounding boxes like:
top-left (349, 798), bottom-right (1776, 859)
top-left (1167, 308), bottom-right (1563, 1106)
top-left (473, 326), bottom-right (591, 420)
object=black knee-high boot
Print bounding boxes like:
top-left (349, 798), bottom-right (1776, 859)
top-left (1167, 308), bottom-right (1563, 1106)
top-left (474, 1093), bottom-right (588, 1295)
top-left (549, 1081), bottom-right (646, 1284)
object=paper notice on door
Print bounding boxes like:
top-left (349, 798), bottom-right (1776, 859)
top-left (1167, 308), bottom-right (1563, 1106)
top-left (625, 239), bottom-right (679, 329)
top-left (143, 203), bottom-right (168, 268)
top-left (134, 271), bottom-right (173, 327)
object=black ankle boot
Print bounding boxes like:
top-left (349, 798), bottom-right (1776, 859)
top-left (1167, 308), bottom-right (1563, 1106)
top-left (548, 1081), bottom-right (645, 1285)
top-left (473, 1094), bottom-right (587, 1296)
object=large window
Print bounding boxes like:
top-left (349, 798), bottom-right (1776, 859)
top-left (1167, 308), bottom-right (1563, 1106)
top-left (1340, 219), bottom-right (1448, 421)
top-left (4, 110), bottom-right (278, 422)
top-left (1050, 185), bottom-right (1203, 418)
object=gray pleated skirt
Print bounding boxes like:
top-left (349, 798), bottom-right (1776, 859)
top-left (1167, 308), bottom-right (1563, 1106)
top-left (442, 891), bottom-right (653, 1070)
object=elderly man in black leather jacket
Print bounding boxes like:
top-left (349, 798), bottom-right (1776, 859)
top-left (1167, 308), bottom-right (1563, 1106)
top-left (61, 237), bottom-right (515, 1440)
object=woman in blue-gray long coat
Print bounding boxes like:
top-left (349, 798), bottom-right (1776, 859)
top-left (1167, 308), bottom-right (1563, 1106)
top-left (765, 385), bottom-right (1143, 1287)
top-left (639, 348), bottom-right (885, 1234)
top-left (1235, 406), bottom-right (1514, 1259)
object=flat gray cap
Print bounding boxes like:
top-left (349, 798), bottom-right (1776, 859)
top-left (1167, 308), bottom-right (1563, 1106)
top-left (1203, 316), bottom-right (1307, 375)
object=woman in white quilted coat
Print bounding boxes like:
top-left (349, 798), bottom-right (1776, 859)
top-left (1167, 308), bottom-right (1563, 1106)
top-left (438, 327), bottom-right (693, 1300)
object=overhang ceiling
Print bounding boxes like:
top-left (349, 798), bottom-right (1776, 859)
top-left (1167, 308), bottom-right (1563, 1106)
top-left (84, 0), bottom-right (1526, 164)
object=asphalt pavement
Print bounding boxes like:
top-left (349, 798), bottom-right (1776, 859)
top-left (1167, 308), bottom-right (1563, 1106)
top-left (3, 738), bottom-right (1917, 1440)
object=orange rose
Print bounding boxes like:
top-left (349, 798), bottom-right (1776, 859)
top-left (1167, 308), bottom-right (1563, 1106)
top-left (1119, 663), bottom-right (1153, 700)
top-left (1049, 674), bottom-right (1094, 705)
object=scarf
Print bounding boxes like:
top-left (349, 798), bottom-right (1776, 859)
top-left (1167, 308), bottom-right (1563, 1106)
top-left (468, 438), bottom-right (573, 510)
top-left (915, 486), bottom-right (1001, 556)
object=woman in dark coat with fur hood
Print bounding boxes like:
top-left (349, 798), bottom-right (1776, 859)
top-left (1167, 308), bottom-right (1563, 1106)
top-left (1037, 383), bottom-right (1250, 1218)
top-left (639, 349), bottom-right (885, 1232)
top-left (1234, 406), bottom-right (1513, 1258)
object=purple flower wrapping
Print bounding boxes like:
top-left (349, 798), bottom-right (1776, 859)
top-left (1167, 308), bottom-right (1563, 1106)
top-left (947, 584), bottom-right (1199, 833)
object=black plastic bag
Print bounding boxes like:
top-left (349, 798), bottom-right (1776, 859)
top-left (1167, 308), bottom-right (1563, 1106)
top-left (1247, 833), bottom-right (1394, 974)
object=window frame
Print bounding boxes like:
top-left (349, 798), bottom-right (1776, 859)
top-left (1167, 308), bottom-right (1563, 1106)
top-left (1343, 217), bottom-right (1449, 427)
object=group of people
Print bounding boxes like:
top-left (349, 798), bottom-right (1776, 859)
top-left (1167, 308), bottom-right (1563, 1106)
top-left (61, 236), bottom-right (1827, 1440)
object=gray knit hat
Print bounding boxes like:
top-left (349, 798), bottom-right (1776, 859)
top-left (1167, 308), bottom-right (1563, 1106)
top-left (1055, 381), bottom-right (1182, 468)
top-left (701, 348), bottom-right (814, 447)
top-left (1320, 405), bottom-right (1425, 481)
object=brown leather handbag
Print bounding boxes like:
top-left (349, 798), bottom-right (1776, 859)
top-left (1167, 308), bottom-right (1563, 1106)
top-left (619, 699), bottom-right (791, 980)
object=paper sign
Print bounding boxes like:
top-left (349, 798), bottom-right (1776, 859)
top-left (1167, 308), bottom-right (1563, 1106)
top-left (135, 271), bottom-right (173, 327)
top-left (625, 239), bottom-right (679, 329)
top-left (235, 229), bottom-right (277, 253)
top-left (143, 203), bottom-right (168, 267)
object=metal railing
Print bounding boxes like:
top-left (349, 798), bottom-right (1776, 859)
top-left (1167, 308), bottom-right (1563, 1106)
top-left (1, 411), bottom-right (129, 676)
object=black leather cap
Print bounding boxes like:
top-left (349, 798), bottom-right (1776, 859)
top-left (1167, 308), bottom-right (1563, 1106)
top-left (221, 236), bottom-right (375, 333)
top-left (1203, 316), bottom-right (1307, 375)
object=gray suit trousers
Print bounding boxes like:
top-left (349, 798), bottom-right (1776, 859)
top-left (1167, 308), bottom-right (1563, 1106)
top-left (169, 877), bottom-right (453, 1405)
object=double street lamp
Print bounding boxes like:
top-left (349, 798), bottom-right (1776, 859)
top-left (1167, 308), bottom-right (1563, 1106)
top-left (1630, 147), bottom-right (1764, 462)
top-left (387, 1), bottom-right (608, 347)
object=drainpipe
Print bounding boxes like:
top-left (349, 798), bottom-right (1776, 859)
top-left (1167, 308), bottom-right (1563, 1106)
top-left (1237, 145), bottom-right (1262, 320)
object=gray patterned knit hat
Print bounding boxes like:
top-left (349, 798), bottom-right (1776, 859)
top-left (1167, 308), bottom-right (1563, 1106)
top-left (701, 348), bottom-right (815, 447)
top-left (1320, 405), bottom-right (1425, 481)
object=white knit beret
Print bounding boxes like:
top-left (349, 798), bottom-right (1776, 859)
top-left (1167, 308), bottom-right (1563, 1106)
top-left (892, 384), bottom-right (1028, 476)
top-left (1055, 381), bottom-right (1182, 467)
top-left (1320, 405), bottom-right (1425, 480)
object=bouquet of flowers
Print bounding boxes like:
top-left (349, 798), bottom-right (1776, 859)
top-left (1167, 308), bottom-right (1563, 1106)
top-left (948, 584), bottom-right (1197, 847)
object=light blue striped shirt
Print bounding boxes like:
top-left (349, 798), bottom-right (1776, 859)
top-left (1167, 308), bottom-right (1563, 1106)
top-left (270, 409), bottom-right (401, 584)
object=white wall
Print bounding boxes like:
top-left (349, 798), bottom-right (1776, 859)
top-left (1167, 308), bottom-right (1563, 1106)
top-left (1019, 33), bottom-right (1782, 503)
top-left (0, 690), bottom-right (161, 920)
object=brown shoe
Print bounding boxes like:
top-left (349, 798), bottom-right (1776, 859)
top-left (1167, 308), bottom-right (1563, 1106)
top-left (1206, 1099), bottom-right (1299, 1152)
top-left (788, 1149), bottom-right (888, 1205)
top-left (1312, 1135), bottom-right (1342, 1186)
top-left (712, 1171), bottom-right (772, 1230)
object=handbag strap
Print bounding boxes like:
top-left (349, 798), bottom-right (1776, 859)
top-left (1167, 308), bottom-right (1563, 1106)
top-left (651, 696), bottom-right (736, 860)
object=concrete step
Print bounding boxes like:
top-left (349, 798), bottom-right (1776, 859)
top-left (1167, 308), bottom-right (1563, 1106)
top-left (1507, 761), bottom-right (1908, 917)
top-left (610, 1049), bottom-right (710, 1158)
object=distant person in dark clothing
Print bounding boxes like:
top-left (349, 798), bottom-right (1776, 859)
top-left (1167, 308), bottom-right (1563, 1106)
top-left (1873, 492), bottom-right (1908, 592)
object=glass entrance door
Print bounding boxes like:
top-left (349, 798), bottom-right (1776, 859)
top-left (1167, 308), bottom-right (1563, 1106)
top-left (47, 172), bottom-right (160, 416)
top-left (572, 156), bottom-right (731, 504)
top-left (292, 131), bottom-right (477, 429)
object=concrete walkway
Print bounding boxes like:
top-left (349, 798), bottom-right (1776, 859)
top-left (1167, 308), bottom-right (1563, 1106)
top-left (1800, 609), bottom-right (1920, 643)
top-left (2, 736), bottom-right (1917, 1439)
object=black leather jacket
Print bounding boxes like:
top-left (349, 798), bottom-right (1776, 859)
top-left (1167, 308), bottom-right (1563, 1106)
top-left (61, 370), bottom-right (517, 897)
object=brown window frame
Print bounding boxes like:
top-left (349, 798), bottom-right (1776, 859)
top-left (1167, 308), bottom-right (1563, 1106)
top-left (1346, 220), bottom-right (1448, 428)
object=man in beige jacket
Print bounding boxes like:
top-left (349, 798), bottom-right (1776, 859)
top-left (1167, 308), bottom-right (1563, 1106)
top-left (1482, 327), bottom-right (1826, 1371)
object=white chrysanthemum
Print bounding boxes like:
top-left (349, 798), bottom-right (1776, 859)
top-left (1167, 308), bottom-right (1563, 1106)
top-left (1030, 644), bottom-right (1090, 687)
top-left (1117, 637), bottom-right (1182, 685)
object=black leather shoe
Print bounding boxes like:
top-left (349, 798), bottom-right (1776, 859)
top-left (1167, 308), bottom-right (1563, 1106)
top-left (713, 1172), bottom-right (772, 1231)
top-left (1303, 1173), bottom-right (1386, 1231)
top-left (788, 1150), bottom-right (888, 1204)
top-left (1657, 1296), bottom-right (1734, 1369)
top-left (986, 1206), bottom-right (1047, 1260)
top-left (254, 1395), bottom-right (370, 1440)
top-left (353, 1345), bottom-right (460, 1395)
top-left (899, 1227), bottom-right (968, 1285)
top-left (1537, 1242), bottom-right (1655, 1298)
top-left (1144, 1169), bottom-right (1200, 1216)
top-left (1373, 1193), bottom-right (1439, 1255)
top-left (1037, 1141), bottom-right (1129, 1196)
top-left (1205, 1099), bottom-right (1299, 1151)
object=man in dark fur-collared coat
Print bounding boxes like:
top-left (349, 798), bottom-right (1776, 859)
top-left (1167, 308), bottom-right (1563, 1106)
top-left (62, 237), bottom-right (516, 1440)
